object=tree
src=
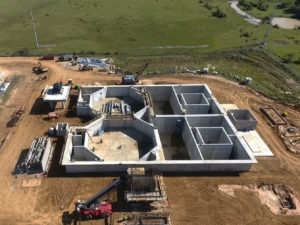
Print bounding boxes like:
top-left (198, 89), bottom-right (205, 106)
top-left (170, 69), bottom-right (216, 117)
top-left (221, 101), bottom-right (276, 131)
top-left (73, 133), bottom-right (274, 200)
top-left (212, 7), bottom-right (227, 18)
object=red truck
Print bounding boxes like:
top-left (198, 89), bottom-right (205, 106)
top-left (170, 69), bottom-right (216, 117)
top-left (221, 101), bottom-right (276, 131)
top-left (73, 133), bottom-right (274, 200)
top-left (39, 56), bottom-right (55, 60)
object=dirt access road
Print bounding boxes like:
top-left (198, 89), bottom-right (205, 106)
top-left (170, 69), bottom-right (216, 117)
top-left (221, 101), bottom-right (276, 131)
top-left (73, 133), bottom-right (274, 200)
top-left (0, 57), bottom-right (299, 225)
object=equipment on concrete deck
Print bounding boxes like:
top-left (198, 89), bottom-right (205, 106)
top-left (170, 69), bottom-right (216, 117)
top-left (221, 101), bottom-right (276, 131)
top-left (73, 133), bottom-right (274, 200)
top-left (68, 79), bottom-right (72, 86)
top-left (32, 62), bottom-right (48, 74)
top-left (121, 63), bottom-right (149, 85)
top-left (48, 112), bottom-right (58, 119)
top-left (52, 81), bottom-right (63, 94)
top-left (76, 177), bottom-right (125, 219)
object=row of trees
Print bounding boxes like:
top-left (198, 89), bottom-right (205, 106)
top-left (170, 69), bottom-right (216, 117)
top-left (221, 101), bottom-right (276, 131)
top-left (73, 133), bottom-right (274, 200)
top-left (240, 0), bottom-right (300, 19)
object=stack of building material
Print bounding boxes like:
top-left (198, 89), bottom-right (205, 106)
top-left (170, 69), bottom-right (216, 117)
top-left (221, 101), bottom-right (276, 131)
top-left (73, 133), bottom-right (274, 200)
top-left (24, 137), bottom-right (53, 174)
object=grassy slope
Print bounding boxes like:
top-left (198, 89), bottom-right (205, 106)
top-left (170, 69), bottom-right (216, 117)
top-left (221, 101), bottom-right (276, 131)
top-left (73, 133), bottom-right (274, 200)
top-left (0, 0), bottom-right (299, 104)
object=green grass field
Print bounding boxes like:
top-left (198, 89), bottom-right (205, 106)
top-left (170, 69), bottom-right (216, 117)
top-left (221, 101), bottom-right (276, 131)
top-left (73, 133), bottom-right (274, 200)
top-left (0, 0), bottom-right (299, 104)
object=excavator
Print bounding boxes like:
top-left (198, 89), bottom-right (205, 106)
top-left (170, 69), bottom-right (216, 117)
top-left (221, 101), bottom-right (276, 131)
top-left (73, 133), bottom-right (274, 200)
top-left (32, 62), bottom-right (48, 74)
top-left (76, 176), bottom-right (125, 220)
top-left (121, 63), bottom-right (149, 85)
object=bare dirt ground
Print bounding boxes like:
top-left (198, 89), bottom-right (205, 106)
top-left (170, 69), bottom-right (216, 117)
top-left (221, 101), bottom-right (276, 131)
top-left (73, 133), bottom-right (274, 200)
top-left (0, 58), bottom-right (299, 225)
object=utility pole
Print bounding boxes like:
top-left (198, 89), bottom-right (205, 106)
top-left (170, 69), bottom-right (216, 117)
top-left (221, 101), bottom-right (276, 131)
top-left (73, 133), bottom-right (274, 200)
top-left (29, 4), bottom-right (39, 48)
top-left (263, 5), bottom-right (276, 46)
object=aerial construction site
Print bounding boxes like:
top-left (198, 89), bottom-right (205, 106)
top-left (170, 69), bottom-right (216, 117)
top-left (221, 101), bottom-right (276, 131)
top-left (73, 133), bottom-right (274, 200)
top-left (0, 57), bottom-right (300, 225)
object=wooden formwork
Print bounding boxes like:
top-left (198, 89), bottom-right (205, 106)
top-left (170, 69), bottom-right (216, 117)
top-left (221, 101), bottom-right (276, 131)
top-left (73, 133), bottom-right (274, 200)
top-left (261, 107), bottom-right (287, 125)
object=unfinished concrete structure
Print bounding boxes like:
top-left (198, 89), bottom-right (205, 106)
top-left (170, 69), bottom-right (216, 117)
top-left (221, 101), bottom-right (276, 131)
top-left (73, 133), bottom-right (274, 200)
top-left (25, 137), bottom-right (53, 174)
top-left (62, 85), bottom-right (257, 173)
top-left (43, 83), bottom-right (70, 109)
top-left (227, 109), bottom-right (258, 131)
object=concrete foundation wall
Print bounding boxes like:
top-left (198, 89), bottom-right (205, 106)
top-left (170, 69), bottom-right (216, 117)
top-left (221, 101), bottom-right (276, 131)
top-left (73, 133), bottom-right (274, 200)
top-left (173, 85), bottom-right (213, 99)
top-left (184, 105), bottom-right (210, 114)
top-left (198, 128), bottom-right (232, 144)
top-left (86, 117), bottom-right (104, 135)
top-left (182, 93), bottom-right (208, 104)
top-left (146, 86), bottom-right (172, 101)
top-left (170, 88), bottom-right (182, 114)
top-left (81, 87), bottom-right (103, 95)
top-left (227, 110), bottom-right (258, 131)
top-left (106, 86), bottom-right (129, 97)
top-left (72, 135), bottom-right (83, 146)
top-left (207, 99), bottom-right (222, 114)
top-left (73, 146), bottom-right (101, 161)
top-left (187, 116), bottom-right (224, 127)
top-left (230, 136), bottom-right (252, 160)
top-left (129, 87), bottom-right (144, 103)
top-left (154, 117), bottom-right (181, 133)
top-left (90, 88), bottom-right (107, 108)
top-left (182, 120), bottom-right (202, 159)
top-left (193, 128), bottom-right (204, 145)
top-left (65, 161), bottom-right (253, 173)
top-left (199, 145), bottom-right (233, 160)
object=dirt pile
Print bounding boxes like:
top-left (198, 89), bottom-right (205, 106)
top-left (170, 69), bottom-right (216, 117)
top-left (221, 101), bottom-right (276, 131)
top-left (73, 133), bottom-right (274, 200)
top-left (218, 184), bottom-right (300, 215)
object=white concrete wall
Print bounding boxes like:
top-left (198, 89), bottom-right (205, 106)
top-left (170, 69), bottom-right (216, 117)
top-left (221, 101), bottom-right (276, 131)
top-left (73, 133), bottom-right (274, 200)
top-left (184, 105), bottom-right (210, 114)
top-left (230, 136), bottom-right (252, 160)
top-left (227, 110), bottom-right (258, 131)
top-left (73, 146), bottom-right (101, 161)
top-left (207, 99), bottom-right (222, 114)
top-left (199, 145), bottom-right (233, 160)
top-left (182, 120), bottom-right (202, 160)
top-left (154, 117), bottom-right (180, 133)
top-left (106, 86), bottom-right (129, 97)
top-left (146, 86), bottom-right (172, 101)
top-left (90, 88), bottom-right (107, 108)
top-left (65, 161), bottom-right (253, 173)
top-left (86, 116), bottom-right (104, 135)
top-left (134, 106), bottom-right (148, 119)
top-left (129, 87), bottom-right (144, 103)
top-left (170, 88), bottom-right (182, 114)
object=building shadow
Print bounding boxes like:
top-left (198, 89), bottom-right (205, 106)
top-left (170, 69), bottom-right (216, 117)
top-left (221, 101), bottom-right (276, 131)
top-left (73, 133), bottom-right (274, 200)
top-left (65, 94), bottom-right (78, 118)
top-left (11, 148), bottom-right (29, 176)
top-left (29, 97), bottom-right (52, 115)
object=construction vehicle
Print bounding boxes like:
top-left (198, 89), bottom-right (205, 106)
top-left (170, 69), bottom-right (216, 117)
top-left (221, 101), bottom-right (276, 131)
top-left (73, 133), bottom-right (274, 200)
top-left (37, 75), bottom-right (47, 81)
top-left (121, 63), bottom-right (149, 85)
top-left (282, 111), bottom-right (288, 117)
top-left (58, 54), bottom-right (73, 61)
top-left (32, 62), bottom-right (48, 74)
top-left (7, 106), bottom-right (26, 127)
top-left (76, 176), bottom-right (125, 219)
top-left (78, 64), bottom-right (93, 71)
top-left (48, 112), bottom-right (58, 119)
top-left (39, 56), bottom-right (54, 60)
top-left (16, 105), bottom-right (26, 115)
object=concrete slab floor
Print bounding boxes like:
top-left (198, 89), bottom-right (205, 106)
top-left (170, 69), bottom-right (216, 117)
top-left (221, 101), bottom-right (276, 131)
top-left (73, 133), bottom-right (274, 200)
top-left (160, 133), bottom-right (190, 160)
top-left (238, 130), bottom-right (274, 157)
top-left (221, 104), bottom-right (239, 113)
top-left (88, 129), bottom-right (153, 161)
top-left (92, 97), bottom-right (122, 114)
top-left (152, 101), bottom-right (174, 115)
